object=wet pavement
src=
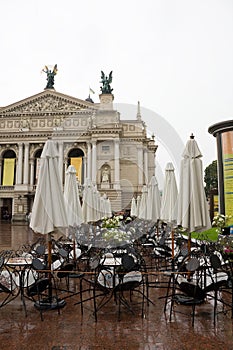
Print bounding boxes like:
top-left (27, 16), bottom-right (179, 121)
top-left (0, 222), bottom-right (233, 350)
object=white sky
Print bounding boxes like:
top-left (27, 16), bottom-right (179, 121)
top-left (1, 0), bottom-right (233, 188)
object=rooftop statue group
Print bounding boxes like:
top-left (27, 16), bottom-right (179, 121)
top-left (42, 66), bottom-right (113, 94)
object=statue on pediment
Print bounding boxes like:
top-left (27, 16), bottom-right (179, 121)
top-left (42, 64), bottom-right (58, 89)
top-left (100, 71), bottom-right (113, 94)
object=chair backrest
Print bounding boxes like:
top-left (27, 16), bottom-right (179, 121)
top-left (186, 258), bottom-right (200, 272)
top-left (32, 258), bottom-right (46, 271)
top-left (209, 254), bottom-right (222, 270)
top-left (0, 256), bottom-right (4, 269)
top-left (35, 245), bottom-right (46, 256)
top-left (121, 254), bottom-right (136, 271)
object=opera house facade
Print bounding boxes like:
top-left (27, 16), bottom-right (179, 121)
top-left (0, 82), bottom-right (157, 221)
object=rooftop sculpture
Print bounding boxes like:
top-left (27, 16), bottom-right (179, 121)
top-left (42, 64), bottom-right (58, 89)
top-left (100, 71), bottom-right (113, 94)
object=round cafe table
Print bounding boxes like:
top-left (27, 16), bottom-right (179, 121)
top-left (6, 256), bottom-right (33, 316)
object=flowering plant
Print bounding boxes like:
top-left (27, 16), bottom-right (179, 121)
top-left (101, 215), bottom-right (123, 229)
top-left (101, 215), bottom-right (133, 242)
top-left (102, 228), bottom-right (130, 242)
top-left (212, 214), bottom-right (232, 234)
top-left (217, 235), bottom-right (233, 256)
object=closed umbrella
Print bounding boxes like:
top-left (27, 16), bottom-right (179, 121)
top-left (160, 162), bottom-right (178, 223)
top-left (82, 179), bottom-right (95, 223)
top-left (64, 165), bottom-right (83, 260)
top-left (30, 138), bottom-right (68, 309)
top-left (100, 193), bottom-right (112, 218)
top-left (147, 175), bottom-right (161, 222)
top-left (136, 195), bottom-right (141, 217)
top-left (30, 140), bottom-right (68, 235)
top-left (138, 185), bottom-right (148, 219)
top-left (160, 162), bottom-right (178, 262)
top-left (177, 134), bottom-right (211, 250)
top-left (130, 197), bottom-right (137, 217)
top-left (64, 165), bottom-right (83, 227)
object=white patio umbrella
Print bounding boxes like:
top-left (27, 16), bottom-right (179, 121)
top-left (30, 139), bottom-right (68, 235)
top-left (30, 138), bottom-right (68, 309)
top-left (146, 175), bottom-right (161, 222)
top-left (160, 162), bottom-right (178, 223)
top-left (64, 165), bottom-right (83, 227)
top-left (105, 197), bottom-right (112, 218)
top-left (136, 195), bottom-right (141, 217)
top-left (100, 193), bottom-right (112, 218)
top-left (160, 162), bottom-right (178, 261)
top-left (130, 196), bottom-right (137, 217)
top-left (138, 185), bottom-right (148, 219)
top-left (177, 134), bottom-right (211, 250)
top-left (82, 179), bottom-right (95, 223)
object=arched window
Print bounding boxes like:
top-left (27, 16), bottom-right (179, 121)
top-left (34, 149), bottom-right (43, 184)
top-left (68, 148), bottom-right (84, 184)
top-left (1, 149), bottom-right (16, 186)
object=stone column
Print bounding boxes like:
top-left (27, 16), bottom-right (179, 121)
top-left (29, 159), bottom-right (34, 187)
top-left (114, 139), bottom-right (120, 189)
top-left (23, 142), bottom-right (29, 185)
top-left (16, 143), bottom-right (23, 185)
top-left (91, 141), bottom-right (97, 184)
top-left (58, 141), bottom-right (64, 184)
top-left (137, 145), bottom-right (144, 187)
top-left (83, 156), bottom-right (87, 182)
top-left (144, 147), bottom-right (148, 185)
top-left (87, 142), bottom-right (92, 180)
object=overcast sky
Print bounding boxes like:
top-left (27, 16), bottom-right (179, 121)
top-left (1, 0), bottom-right (233, 188)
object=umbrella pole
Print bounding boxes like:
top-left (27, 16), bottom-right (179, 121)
top-left (188, 232), bottom-right (191, 256)
top-left (171, 225), bottom-right (175, 271)
top-left (48, 232), bottom-right (53, 301)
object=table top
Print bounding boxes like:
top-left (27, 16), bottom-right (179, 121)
top-left (100, 257), bottom-right (122, 266)
top-left (6, 257), bottom-right (32, 266)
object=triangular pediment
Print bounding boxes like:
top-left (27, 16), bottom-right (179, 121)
top-left (0, 90), bottom-right (97, 115)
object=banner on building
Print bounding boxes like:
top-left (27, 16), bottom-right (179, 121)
top-left (2, 159), bottom-right (15, 185)
top-left (222, 130), bottom-right (233, 224)
top-left (71, 157), bottom-right (82, 183)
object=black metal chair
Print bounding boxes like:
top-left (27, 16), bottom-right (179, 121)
top-left (27, 257), bottom-right (65, 320)
top-left (163, 255), bottom-right (207, 326)
top-left (0, 255), bottom-right (19, 308)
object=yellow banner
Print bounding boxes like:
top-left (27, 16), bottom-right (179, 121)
top-left (222, 130), bottom-right (233, 225)
top-left (71, 158), bottom-right (82, 183)
top-left (2, 159), bottom-right (15, 185)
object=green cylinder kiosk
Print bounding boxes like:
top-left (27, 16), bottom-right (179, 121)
top-left (208, 120), bottom-right (233, 226)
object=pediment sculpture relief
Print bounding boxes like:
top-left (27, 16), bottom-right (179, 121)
top-left (3, 96), bottom-right (84, 114)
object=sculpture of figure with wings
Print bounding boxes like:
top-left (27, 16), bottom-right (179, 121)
top-left (42, 64), bottom-right (58, 89)
top-left (100, 71), bottom-right (113, 94)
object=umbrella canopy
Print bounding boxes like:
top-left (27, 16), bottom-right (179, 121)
top-left (130, 197), bottom-right (137, 217)
top-left (30, 139), bottom-right (68, 235)
top-left (100, 193), bottom-right (112, 218)
top-left (146, 175), bottom-right (161, 222)
top-left (160, 162), bottom-right (178, 223)
top-left (64, 165), bottom-right (83, 227)
top-left (177, 135), bottom-right (211, 233)
top-left (136, 195), bottom-right (141, 217)
top-left (138, 185), bottom-right (148, 219)
top-left (82, 179), bottom-right (95, 223)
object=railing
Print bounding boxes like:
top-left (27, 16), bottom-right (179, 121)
top-left (0, 186), bottom-right (14, 191)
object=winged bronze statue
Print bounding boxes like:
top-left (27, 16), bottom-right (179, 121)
top-left (100, 71), bottom-right (113, 94)
top-left (42, 64), bottom-right (58, 89)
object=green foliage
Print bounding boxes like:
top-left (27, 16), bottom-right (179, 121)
top-left (204, 160), bottom-right (218, 197)
top-left (183, 228), bottom-right (219, 241)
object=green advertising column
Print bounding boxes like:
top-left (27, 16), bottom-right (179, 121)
top-left (209, 120), bottom-right (233, 225)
